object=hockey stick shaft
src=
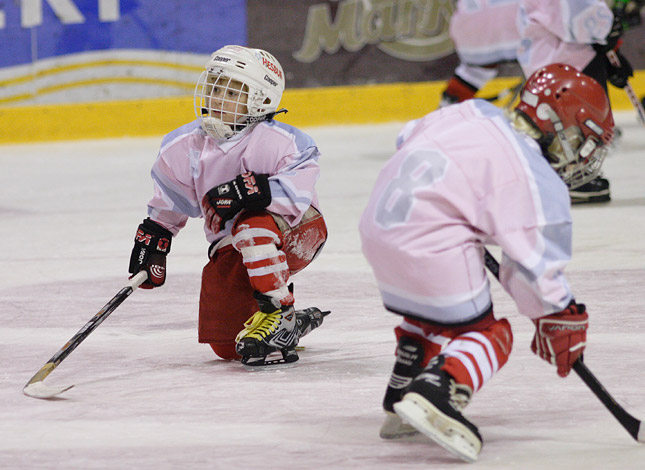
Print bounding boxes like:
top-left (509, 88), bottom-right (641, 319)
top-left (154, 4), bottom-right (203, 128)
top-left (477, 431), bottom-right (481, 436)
top-left (23, 271), bottom-right (148, 397)
top-left (571, 360), bottom-right (642, 441)
top-left (483, 248), bottom-right (643, 442)
top-left (606, 49), bottom-right (645, 125)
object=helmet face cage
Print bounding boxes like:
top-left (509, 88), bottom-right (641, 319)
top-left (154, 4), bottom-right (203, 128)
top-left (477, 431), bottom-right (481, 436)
top-left (195, 72), bottom-right (251, 140)
top-left (515, 63), bottom-right (614, 189)
top-left (194, 45), bottom-right (285, 140)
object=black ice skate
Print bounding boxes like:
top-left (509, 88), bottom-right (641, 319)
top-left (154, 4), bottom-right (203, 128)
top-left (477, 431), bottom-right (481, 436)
top-left (295, 307), bottom-right (330, 339)
top-left (380, 336), bottom-right (426, 439)
top-left (570, 176), bottom-right (610, 204)
top-left (393, 355), bottom-right (482, 463)
top-left (235, 292), bottom-right (300, 367)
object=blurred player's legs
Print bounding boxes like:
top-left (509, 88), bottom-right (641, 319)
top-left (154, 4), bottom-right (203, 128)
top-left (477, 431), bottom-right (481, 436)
top-left (568, 53), bottom-right (613, 204)
top-left (569, 176), bottom-right (611, 204)
top-left (440, 63), bottom-right (499, 107)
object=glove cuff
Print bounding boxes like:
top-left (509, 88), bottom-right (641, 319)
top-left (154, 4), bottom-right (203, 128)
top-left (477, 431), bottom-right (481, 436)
top-left (237, 172), bottom-right (272, 210)
top-left (141, 218), bottom-right (173, 254)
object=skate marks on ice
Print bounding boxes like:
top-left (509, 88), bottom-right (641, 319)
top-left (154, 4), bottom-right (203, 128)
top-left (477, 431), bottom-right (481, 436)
top-left (3, 268), bottom-right (645, 468)
top-left (3, 112), bottom-right (645, 468)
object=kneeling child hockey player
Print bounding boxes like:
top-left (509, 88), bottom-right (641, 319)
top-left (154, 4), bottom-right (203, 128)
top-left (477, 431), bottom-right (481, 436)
top-left (128, 45), bottom-right (329, 367)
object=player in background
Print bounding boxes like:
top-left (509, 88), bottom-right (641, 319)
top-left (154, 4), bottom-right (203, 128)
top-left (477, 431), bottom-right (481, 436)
top-left (517, 0), bottom-right (635, 203)
top-left (612, 1), bottom-right (645, 110)
top-left (128, 45), bottom-right (328, 367)
top-left (439, 0), bottom-right (521, 107)
top-left (359, 64), bottom-right (614, 462)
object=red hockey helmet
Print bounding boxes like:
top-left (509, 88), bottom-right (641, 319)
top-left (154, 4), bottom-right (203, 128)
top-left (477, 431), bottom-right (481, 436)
top-left (515, 63), bottom-right (614, 189)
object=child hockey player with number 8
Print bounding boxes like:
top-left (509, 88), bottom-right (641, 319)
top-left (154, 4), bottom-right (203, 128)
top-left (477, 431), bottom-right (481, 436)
top-left (128, 45), bottom-right (328, 367)
top-left (359, 64), bottom-right (614, 462)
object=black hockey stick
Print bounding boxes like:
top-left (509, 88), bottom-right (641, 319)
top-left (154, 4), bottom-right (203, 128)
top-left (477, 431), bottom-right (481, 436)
top-left (483, 248), bottom-right (644, 442)
top-left (23, 271), bottom-right (148, 399)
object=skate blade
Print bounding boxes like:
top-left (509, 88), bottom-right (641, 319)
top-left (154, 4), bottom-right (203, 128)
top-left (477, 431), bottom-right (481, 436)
top-left (242, 349), bottom-right (299, 369)
top-left (394, 393), bottom-right (481, 463)
top-left (379, 411), bottom-right (420, 439)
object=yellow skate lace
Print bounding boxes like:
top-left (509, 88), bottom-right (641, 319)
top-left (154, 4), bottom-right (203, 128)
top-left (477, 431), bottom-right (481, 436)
top-left (235, 310), bottom-right (281, 342)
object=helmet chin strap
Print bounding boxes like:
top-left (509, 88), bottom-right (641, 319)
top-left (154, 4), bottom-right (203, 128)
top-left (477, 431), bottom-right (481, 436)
top-left (200, 108), bottom-right (289, 140)
top-left (247, 108), bottom-right (288, 124)
top-left (545, 106), bottom-right (576, 164)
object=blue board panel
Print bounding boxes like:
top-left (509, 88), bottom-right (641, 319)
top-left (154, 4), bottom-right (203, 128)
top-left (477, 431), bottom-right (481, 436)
top-left (0, 0), bottom-right (247, 67)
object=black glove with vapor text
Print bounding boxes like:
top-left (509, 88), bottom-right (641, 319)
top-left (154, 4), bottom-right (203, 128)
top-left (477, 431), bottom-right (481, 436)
top-left (128, 218), bottom-right (172, 289)
top-left (201, 171), bottom-right (272, 233)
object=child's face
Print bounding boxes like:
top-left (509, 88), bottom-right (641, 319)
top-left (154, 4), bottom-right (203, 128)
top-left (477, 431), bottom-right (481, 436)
top-left (205, 75), bottom-right (249, 124)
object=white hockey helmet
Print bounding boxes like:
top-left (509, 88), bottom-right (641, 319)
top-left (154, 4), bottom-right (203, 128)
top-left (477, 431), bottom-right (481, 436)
top-left (194, 45), bottom-right (286, 140)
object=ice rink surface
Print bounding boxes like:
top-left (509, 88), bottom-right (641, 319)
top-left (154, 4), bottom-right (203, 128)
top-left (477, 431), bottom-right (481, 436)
top-left (1, 110), bottom-right (644, 469)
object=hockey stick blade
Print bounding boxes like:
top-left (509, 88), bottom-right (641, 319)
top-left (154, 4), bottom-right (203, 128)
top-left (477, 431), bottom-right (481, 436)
top-left (483, 249), bottom-right (644, 442)
top-left (573, 360), bottom-right (644, 442)
top-left (22, 271), bottom-right (148, 399)
top-left (23, 380), bottom-right (74, 399)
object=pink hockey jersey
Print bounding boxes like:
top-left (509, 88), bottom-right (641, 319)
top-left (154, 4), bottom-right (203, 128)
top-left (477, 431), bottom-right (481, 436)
top-left (146, 120), bottom-right (321, 244)
top-left (359, 100), bottom-right (574, 323)
top-left (517, 0), bottom-right (613, 77)
top-left (450, 0), bottom-right (521, 65)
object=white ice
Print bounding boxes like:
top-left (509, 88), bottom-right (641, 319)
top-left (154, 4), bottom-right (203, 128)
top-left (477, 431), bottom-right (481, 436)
top-left (1, 111), bottom-right (644, 469)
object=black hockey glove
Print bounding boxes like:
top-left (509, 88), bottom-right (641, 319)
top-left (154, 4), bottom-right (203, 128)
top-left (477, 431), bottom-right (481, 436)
top-left (128, 218), bottom-right (172, 289)
top-left (201, 171), bottom-right (271, 233)
top-left (606, 50), bottom-right (634, 88)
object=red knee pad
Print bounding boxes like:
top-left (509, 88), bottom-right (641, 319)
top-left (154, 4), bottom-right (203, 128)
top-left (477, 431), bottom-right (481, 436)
top-left (233, 209), bottom-right (328, 275)
top-left (281, 212), bottom-right (327, 274)
top-left (232, 209), bottom-right (328, 304)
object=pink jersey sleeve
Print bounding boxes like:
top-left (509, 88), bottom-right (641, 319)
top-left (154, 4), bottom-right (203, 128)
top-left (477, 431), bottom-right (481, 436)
top-left (359, 100), bottom-right (574, 322)
top-left (147, 120), bottom-right (321, 243)
top-left (517, 0), bottom-right (613, 76)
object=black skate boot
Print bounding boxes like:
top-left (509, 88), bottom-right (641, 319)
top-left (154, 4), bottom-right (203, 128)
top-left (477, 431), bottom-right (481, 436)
top-left (570, 176), bottom-right (610, 204)
top-left (393, 355), bottom-right (481, 463)
top-left (235, 292), bottom-right (299, 367)
top-left (380, 336), bottom-right (426, 439)
top-left (295, 307), bottom-right (331, 339)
